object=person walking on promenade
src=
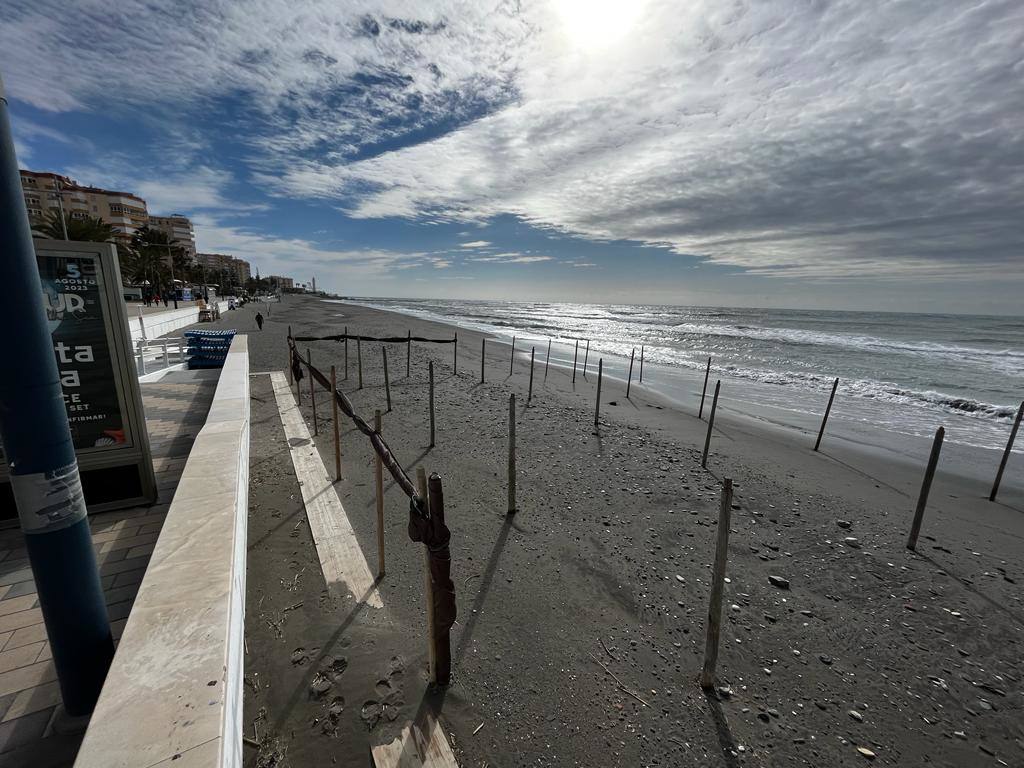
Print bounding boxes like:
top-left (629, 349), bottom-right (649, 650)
top-left (255, 312), bottom-right (264, 330)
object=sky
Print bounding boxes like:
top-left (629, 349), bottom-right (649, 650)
top-left (1, 0), bottom-right (1022, 314)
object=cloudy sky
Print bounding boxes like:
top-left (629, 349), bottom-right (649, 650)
top-left (2, 0), bottom-right (1022, 313)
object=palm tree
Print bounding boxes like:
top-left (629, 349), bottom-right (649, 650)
top-left (35, 209), bottom-right (116, 243)
top-left (131, 227), bottom-right (192, 303)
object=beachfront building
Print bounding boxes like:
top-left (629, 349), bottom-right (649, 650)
top-left (269, 275), bottom-right (294, 291)
top-left (19, 170), bottom-right (149, 247)
top-left (148, 214), bottom-right (197, 259)
top-left (196, 252), bottom-right (250, 288)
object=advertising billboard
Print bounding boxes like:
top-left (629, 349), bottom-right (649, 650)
top-left (0, 241), bottom-right (156, 518)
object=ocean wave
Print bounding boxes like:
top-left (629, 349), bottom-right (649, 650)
top-left (701, 361), bottom-right (1018, 422)
top-left (672, 322), bottom-right (1024, 365)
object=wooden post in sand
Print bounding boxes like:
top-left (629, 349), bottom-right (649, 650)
top-left (702, 381), bottom-right (721, 469)
top-left (528, 347), bottom-right (535, 401)
top-left (990, 401), bottom-right (1023, 502)
top-left (701, 478), bottom-right (733, 689)
top-left (907, 426), bottom-right (945, 551)
top-left (428, 361), bottom-right (436, 447)
top-left (453, 332), bottom-right (458, 374)
top-left (510, 336), bottom-right (516, 376)
top-left (375, 409), bottom-right (385, 577)
top-left (544, 339), bottom-right (552, 380)
top-left (814, 378), bottom-right (840, 452)
top-left (357, 338), bottom-right (363, 389)
top-left (406, 330), bottom-right (411, 378)
top-left (699, 356), bottom-right (711, 419)
top-left (595, 359), bottom-right (603, 428)
top-left (583, 339), bottom-right (590, 378)
top-left (572, 340), bottom-right (579, 383)
top-left (508, 393), bottom-right (516, 514)
top-left (639, 345), bottom-right (645, 383)
top-left (344, 326), bottom-right (349, 380)
top-left (481, 338), bottom-right (486, 383)
top-left (626, 347), bottom-right (635, 398)
top-left (382, 346), bottom-right (392, 412)
top-left (426, 472), bottom-right (451, 685)
top-left (287, 325), bottom-right (293, 385)
top-left (331, 365), bottom-right (341, 481)
top-left (416, 468), bottom-right (437, 683)
top-left (307, 348), bottom-right (317, 434)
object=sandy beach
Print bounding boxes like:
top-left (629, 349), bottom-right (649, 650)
top-left (230, 295), bottom-right (1023, 767)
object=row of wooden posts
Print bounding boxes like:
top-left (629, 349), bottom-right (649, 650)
top-left (288, 325), bottom-right (1021, 694)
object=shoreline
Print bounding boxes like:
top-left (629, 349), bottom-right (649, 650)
top-left (326, 298), bottom-right (1023, 500)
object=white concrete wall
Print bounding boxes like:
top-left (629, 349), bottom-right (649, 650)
top-left (129, 301), bottom-right (231, 341)
top-left (75, 334), bottom-right (249, 768)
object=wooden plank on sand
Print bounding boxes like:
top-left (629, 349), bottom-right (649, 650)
top-left (371, 715), bottom-right (459, 768)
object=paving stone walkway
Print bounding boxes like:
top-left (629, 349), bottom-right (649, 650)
top-left (0, 369), bottom-right (219, 768)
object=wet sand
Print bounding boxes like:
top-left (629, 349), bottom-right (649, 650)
top-left (233, 295), bottom-right (1023, 768)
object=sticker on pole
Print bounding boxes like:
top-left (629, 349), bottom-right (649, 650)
top-left (11, 463), bottom-right (87, 533)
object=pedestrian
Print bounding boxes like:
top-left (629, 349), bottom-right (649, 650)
top-left (255, 312), bottom-right (264, 331)
top-left (163, 295), bottom-right (169, 308)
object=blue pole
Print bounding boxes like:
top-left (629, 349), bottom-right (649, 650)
top-left (0, 76), bottom-right (113, 715)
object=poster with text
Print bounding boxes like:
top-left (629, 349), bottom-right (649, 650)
top-left (39, 253), bottom-right (127, 451)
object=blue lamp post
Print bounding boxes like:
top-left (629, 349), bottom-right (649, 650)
top-left (0, 74), bottom-right (113, 715)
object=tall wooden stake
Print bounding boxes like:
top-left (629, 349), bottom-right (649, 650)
top-left (357, 338), bottom-right (363, 389)
top-left (702, 380), bottom-right (721, 468)
top-left (572, 339), bottom-right (579, 383)
top-left (639, 345), bottom-right (644, 383)
top-left (453, 332), bottom-right (458, 374)
top-left (594, 359), bottom-right (603, 428)
top-left (344, 326), bottom-right (349, 380)
top-left (544, 339), bottom-right (552, 380)
top-left (990, 401), bottom-right (1023, 501)
top-left (481, 337), bottom-right (486, 383)
top-left (510, 336), bottom-right (516, 376)
top-left (814, 378), bottom-right (840, 451)
top-left (375, 409), bottom-right (385, 577)
top-left (406, 330), bottom-right (411, 378)
top-left (699, 356), bottom-right (711, 419)
top-left (382, 346), bottom-right (392, 412)
top-left (331, 365), bottom-right (341, 481)
top-left (701, 478), bottom-right (733, 689)
top-left (528, 346), bottom-right (535, 401)
top-left (428, 361), bottom-right (436, 447)
top-left (907, 426), bottom-right (945, 551)
top-left (307, 348), bottom-right (317, 434)
top-left (426, 472), bottom-right (451, 686)
top-left (416, 468), bottom-right (436, 683)
top-left (626, 347), bottom-right (635, 398)
top-left (583, 339), bottom-right (590, 378)
top-left (508, 393), bottom-right (516, 514)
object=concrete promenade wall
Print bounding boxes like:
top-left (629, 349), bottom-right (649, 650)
top-left (74, 334), bottom-right (249, 768)
top-left (129, 301), bottom-right (231, 341)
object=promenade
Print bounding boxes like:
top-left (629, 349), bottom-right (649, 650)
top-left (0, 369), bottom-right (219, 768)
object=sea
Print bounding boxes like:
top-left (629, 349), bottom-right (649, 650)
top-left (333, 298), bottom-right (1023, 456)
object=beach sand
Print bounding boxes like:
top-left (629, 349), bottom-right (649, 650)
top-left (230, 295), bottom-right (1023, 767)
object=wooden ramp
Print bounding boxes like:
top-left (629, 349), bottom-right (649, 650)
top-left (371, 715), bottom-right (459, 768)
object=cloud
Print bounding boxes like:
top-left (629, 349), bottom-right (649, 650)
top-left (192, 215), bottom-right (432, 281)
top-left (459, 240), bottom-right (491, 248)
top-left (3, 0), bottom-right (1022, 282)
top-left (468, 252), bottom-right (553, 264)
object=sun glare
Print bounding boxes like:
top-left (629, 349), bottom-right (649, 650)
top-left (551, 0), bottom-right (648, 51)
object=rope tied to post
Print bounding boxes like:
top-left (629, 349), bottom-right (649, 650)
top-left (287, 334), bottom-right (456, 684)
top-left (293, 332), bottom-right (455, 344)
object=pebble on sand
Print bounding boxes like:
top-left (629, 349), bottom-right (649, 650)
top-left (768, 575), bottom-right (790, 589)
